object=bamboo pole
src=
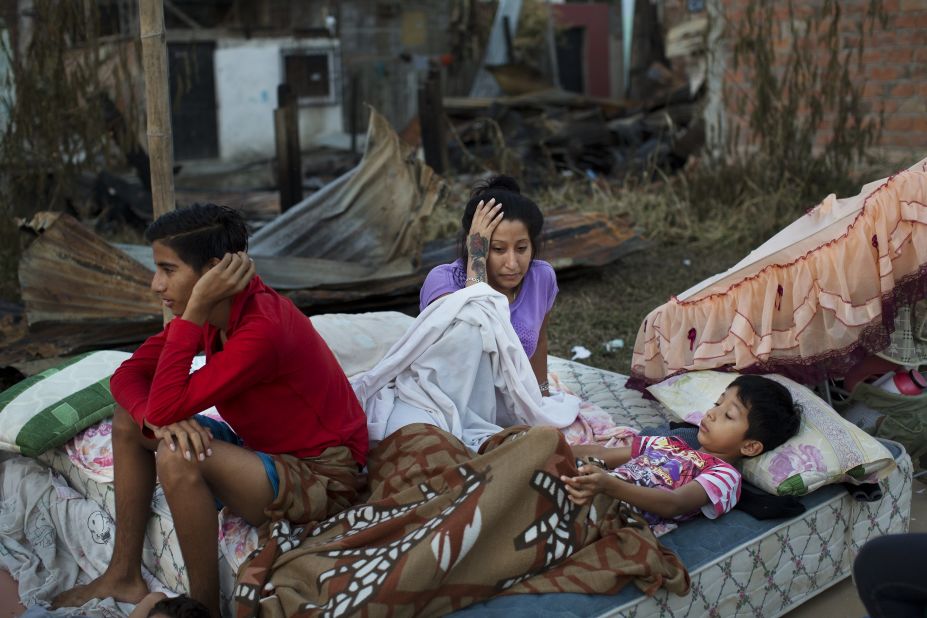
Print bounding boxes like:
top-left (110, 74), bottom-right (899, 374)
top-left (139, 0), bottom-right (175, 222)
top-left (138, 0), bottom-right (175, 323)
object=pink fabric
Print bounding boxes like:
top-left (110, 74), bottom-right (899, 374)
top-left (631, 158), bottom-right (927, 387)
top-left (552, 373), bottom-right (638, 448)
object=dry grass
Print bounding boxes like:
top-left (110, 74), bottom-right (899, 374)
top-left (547, 241), bottom-right (746, 375)
top-left (420, 164), bottom-right (833, 376)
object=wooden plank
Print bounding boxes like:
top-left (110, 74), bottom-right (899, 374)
top-left (418, 67), bottom-right (448, 174)
top-left (139, 0), bottom-right (175, 325)
top-left (174, 189), bottom-right (281, 219)
top-left (138, 0), bottom-right (175, 221)
top-left (274, 84), bottom-right (303, 211)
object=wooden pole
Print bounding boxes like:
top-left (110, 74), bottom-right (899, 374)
top-left (139, 0), bottom-right (175, 222)
top-left (418, 65), bottom-right (448, 174)
top-left (274, 84), bottom-right (302, 211)
top-left (284, 87), bottom-right (302, 208)
top-left (138, 0), bottom-right (176, 324)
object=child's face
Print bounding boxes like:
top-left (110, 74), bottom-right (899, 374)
top-left (150, 241), bottom-right (204, 316)
top-left (697, 385), bottom-right (763, 459)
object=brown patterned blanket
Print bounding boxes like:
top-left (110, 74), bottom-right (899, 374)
top-left (234, 423), bottom-right (689, 617)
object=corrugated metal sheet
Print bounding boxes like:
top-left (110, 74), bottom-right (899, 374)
top-left (17, 212), bottom-right (161, 325)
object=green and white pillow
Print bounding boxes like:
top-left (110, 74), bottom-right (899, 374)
top-left (0, 351), bottom-right (130, 456)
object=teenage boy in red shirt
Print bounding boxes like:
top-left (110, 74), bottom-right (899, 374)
top-left (54, 204), bottom-right (368, 616)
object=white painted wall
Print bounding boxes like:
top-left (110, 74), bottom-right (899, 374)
top-left (214, 38), bottom-right (343, 161)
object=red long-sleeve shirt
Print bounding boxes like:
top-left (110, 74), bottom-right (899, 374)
top-left (111, 277), bottom-right (368, 464)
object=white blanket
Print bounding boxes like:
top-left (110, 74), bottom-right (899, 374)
top-left (351, 283), bottom-right (581, 450)
top-left (0, 455), bottom-right (168, 616)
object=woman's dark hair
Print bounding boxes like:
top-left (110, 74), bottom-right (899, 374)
top-left (732, 375), bottom-right (803, 454)
top-left (457, 175), bottom-right (544, 263)
top-left (145, 203), bottom-right (249, 272)
top-left (148, 595), bottom-right (210, 618)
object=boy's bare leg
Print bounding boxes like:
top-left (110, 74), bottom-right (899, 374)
top-left (53, 406), bottom-right (157, 607)
top-left (156, 439), bottom-right (275, 616)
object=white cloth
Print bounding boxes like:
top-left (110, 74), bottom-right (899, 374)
top-left (351, 283), bottom-right (581, 450)
top-left (0, 455), bottom-right (169, 616)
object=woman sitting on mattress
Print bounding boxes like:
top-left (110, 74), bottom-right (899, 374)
top-left (420, 175), bottom-right (557, 395)
top-left (351, 176), bottom-right (579, 451)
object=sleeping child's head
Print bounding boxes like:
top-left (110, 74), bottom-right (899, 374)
top-left (697, 375), bottom-right (801, 462)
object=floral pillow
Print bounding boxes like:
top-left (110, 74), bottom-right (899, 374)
top-left (647, 371), bottom-right (896, 496)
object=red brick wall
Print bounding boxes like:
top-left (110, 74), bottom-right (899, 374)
top-left (661, 0), bottom-right (926, 159)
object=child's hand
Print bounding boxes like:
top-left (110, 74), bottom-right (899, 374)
top-left (561, 465), bottom-right (615, 506)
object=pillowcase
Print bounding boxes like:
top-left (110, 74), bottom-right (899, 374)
top-left (311, 311), bottom-right (414, 377)
top-left (647, 371), bottom-right (897, 496)
top-left (0, 350), bottom-right (131, 457)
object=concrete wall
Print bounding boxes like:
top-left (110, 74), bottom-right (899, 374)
top-left (338, 0), bottom-right (454, 133)
top-left (214, 37), bottom-right (342, 161)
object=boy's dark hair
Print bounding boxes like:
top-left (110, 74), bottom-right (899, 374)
top-left (148, 595), bottom-right (210, 618)
top-left (145, 203), bottom-right (249, 271)
top-left (457, 175), bottom-right (544, 263)
top-left (733, 375), bottom-right (802, 454)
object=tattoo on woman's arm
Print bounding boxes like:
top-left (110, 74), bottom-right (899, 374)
top-left (471, 258), bottom-right (487, 282)
top-left (468, 233), bottom-right (488, 258)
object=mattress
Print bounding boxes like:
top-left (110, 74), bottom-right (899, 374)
top-left (453, 359), bottom-right (913, 617)
top-left (36, 445), bottom-right (248, 613)
top-left (35, 357), bottom-right (912, 617)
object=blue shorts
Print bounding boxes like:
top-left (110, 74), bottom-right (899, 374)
top-left (193, 415), bottom-right (280, 503)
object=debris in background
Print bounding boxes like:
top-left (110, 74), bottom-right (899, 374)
top-left (16, 212), bottom-right (161, 325)
top-left (250, 107), bottom-right (447, 272)
top-left (9, 107), bottom-right (644, 366)
top-left (571, 346), bottom-right (592, 361)
top-left (604, 338), bottom-right (625, 352)
top-left (11, 206), bottom-right (642, 364)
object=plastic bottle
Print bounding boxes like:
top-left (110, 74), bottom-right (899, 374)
top-left (872, 369), bottom-right (927, 396)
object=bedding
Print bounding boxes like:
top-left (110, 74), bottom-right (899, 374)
top-left (457, 439), bottom-right (911, 618)
top-left (352, 284), bottom-right (581, 449)
top-left (0, 455), bottom-right (168, 613)
top-left (13, 356), bottom-right (912, 618)
top-left (309, 311), bottom-right (414, 378)
top-left (0, 351), bottom-right (130, 457)
top-left (233, 423), bottom-right (689, 616)
top-left (648, 370), bottom-right (896, 495)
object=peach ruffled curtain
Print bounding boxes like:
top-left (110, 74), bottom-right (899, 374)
top-left (631, 158), bottom-right (927, 387)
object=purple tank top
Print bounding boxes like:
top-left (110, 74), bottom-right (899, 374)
top-left (419, 259), bottom-right (558, 358)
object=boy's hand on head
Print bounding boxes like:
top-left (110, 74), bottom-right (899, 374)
top-left (155, 419), bottom-right (214, 462)
top-left (185, 252), bottom-right (256, 323)
top-left (561, 465), bottom-right (614, 506)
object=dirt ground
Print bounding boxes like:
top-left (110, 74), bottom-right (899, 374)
top-left (547, 239), bottom-right (746, 375)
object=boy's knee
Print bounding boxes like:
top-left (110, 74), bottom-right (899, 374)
top-left (112, 406), bottom-right (142, 439)
top-left (155, 442), bottom-right (203, 489)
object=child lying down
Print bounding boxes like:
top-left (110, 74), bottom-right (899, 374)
top-left (566, 375), bottom-right (801, 527)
